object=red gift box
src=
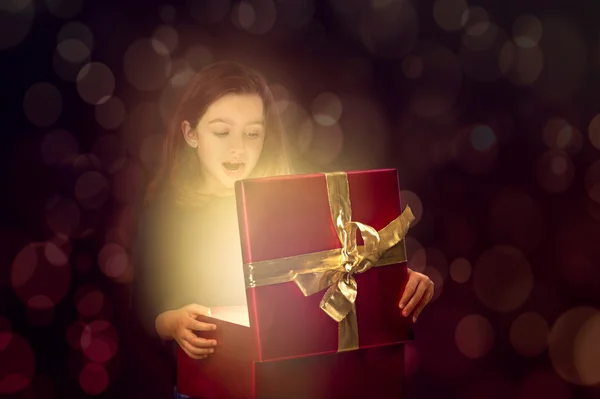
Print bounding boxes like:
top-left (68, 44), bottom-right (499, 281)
top-left (177, 169), bottom-right (415, 398)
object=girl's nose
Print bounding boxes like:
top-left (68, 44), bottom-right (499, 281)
top-left (229, 134), bottom-right (245, 154)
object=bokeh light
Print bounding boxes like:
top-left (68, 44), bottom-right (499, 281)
top-left (509, 312), bottom-right (549, 357)
top-left (152, 25), bottom-right (179, 56)
top-left (587, 114), bottom-right (600, 151)
top-left (433, 0), bottom-right (468, 32)
top-left (270, 83), bottom-right (291, 114)
top-left (303, 122), bottom-right (344, 166)
top-left (80, 321), bottom-right (119, 363)
top-left (532, 16), bottom-right (587, 104)
top-left (231, 0), bottom-right (277, 36)
top-left (536, 150), bottom-right (575, 193)
top-left (473, 245), bottom-right (533, 313)
top-left (584, 161), bottom-right (600, 204)
top-left (54, 22), bottom-right (94, 82)
top-left (1, 0), bottom-right (32, 13)
top-left (573, 312), bottom-right (600, 386)
top-left (455, 314), bottom-right (494, 359)
top-left (124, 39), bottom-right (172, 91)
top-left (456, 124), bottom-right (499, 175)
top-left (515, 369), bottom-right (573, 399)
top-left (27, 303), bottom-right (55, 327)
top-left (76, 62), bottom-right (116, 105)
top-left (75, 286), bottom-right (105, 318)
top-left (459, 23), bottom-right (513, 82)
top-left (74, 171), bottom-right (111, 210)
top-left (67, 321), bottom-right (86, 349)
top-left (470, 125), bottom-right (496, 151)
top-left (41, 129), bottom-right (79, 165)
top-left (57, 38), bottom-right (90, 63)
top-left (79, 362), bottom-right (109, 395)
top-left (0, 0), bottom-right (35, 50)
top-left (95, 96), bottom-right (126, 130)
top-left (159, 4), bottom-right (176, 23)
top-left (276, 0), bottom-right (315, 29)
top-left (311, 92), bottom-right (342, 127)
top-left (549, 307), bottom-right (600, 386)
top-left (405, 42), bottom-right (462, 118)
top-left (44, 0), bottom-right (83, 19)
top-left (359, 0), bottom-right (418, 59)
top-left (23, 82), bottom-right (63, 127)
top-left (57, 21), bottom-right (93, 51)
top-left (425, 247), bottom-right (448, 283)
top-left (0, 333), bottom-right (35, 394)
top-left (11, 242), bottom-right (71, 310)
top-left (45, 196), bottom-right (81, 238)
top-left (462, 7), bottom-right (493, 47)
top-left (0, 316), bottom-right (11, 351)
top-left (185, 45), bottom-right (214, 71)
top-left (401, 54), bottom-right (423, 79)
top-left (504, 42), bottom-right (544, 87)
top-left (284, 102), bottom-right (311, 155)
top-left (98, 243), bottom-right (129, 279)
top-left (186, 0), bottom-right (231, 24)
top-left (512, 15), bottom-right (543, 48)
top-left (543, 117), bottom-right (582, 154)
top-left (449, 257), bottom-right (471, 283)
top-left (91, 134), bottom-right (126, 174)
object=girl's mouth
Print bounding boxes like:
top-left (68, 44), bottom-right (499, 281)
top-left (222, 162), bottom-right (245, 176)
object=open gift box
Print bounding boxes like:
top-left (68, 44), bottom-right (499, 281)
top-left (177, 169), bottom-right (415, 399)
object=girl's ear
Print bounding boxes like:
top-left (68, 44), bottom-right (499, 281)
top-left (181, 121), bottom-right (198, 148)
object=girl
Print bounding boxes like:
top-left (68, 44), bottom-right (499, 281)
top-left (135, 61), bottom-right (434, 399)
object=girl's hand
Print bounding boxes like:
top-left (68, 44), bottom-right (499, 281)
top-left (398, 269), bottom-right (434, 323)
top-left (157, 304), bottom-right (218, 360)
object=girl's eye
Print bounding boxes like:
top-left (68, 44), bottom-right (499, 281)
top-left (213, 131), bottom-right (229, 137)
top-left (246, 131), bottom-right (262, 138)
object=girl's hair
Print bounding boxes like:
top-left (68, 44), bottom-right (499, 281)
top-left (144, 61), bottom-right (293, 206)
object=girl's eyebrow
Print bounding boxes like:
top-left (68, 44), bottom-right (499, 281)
top-left (208, 118), bottom-right (264, 126)
top-left (208, 118), bottom-right (234, 125)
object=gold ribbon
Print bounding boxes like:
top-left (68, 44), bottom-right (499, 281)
top-left (244, 171), bottom-right (415, 352)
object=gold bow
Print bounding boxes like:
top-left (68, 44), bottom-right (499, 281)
top-left (244, 171), bottom-right (415, 351)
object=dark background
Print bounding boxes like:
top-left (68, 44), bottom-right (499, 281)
top-left (2, 0), bottom-right (600, 398)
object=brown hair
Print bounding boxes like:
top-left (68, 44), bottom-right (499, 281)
top-left (144, 61), bottom-right (293, 206)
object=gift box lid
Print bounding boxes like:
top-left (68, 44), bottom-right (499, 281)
top-left (234, 169), bottom-right (414, 361)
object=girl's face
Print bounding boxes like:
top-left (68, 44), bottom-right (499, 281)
top-left (182, 93), bottom-right (266, 194)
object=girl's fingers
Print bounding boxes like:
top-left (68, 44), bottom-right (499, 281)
top-left (186, 304), bottom-right (212, 318)
top-left (411, 289), bottom-right (434, 322)
top-left (183, 347), bottom-right (209, 360)
top-left (182, 338), bottom-right (215, 356)
top-left (399, 278), bottom-right (418, 311)
top-left (402, 282), bottom-right (427, 316)
top-left (186, 318), bottom-right (217, 332)
top-left (184, 331), bottom-right (217, 348)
